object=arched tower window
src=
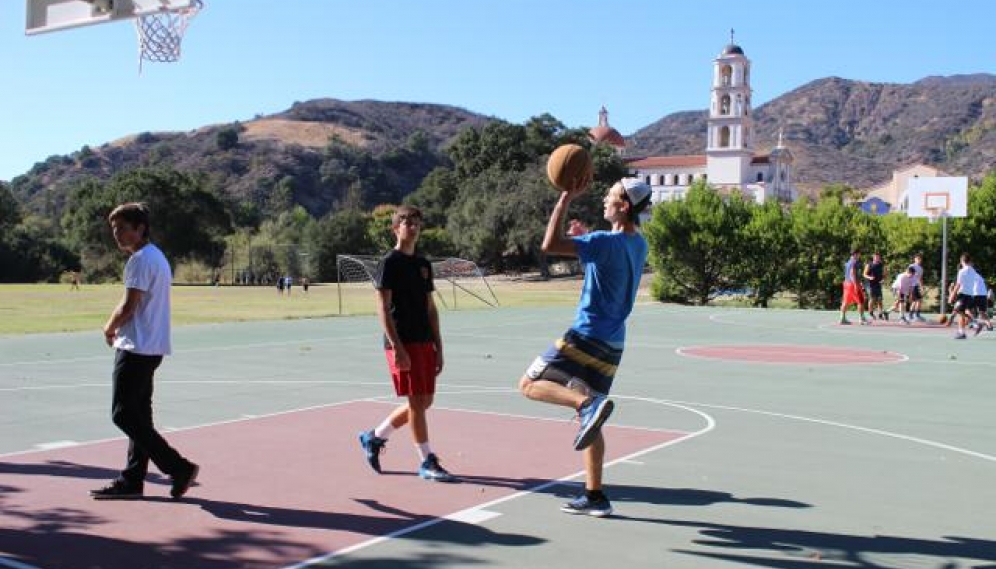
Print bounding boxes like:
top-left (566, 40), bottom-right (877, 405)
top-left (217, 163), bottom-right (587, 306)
top-left (686, 174), bottom-right (694, 184)
top-left (721, 65), bottom-right (732, 86)
top-left (645, 175), bottom-right (652, 185)
top-left (757, 172), bottom-right (764, 182)
top-left (657, 174), bottom-right (666, 186)
top-left (720, 95), bottom-right (731, 115)
top-left (720, 126), bottom-right (730, 147)
top-left (672, 174), bottom-right (679, 185)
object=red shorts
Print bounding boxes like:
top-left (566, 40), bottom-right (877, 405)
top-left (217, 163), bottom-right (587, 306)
top-left (842, 281), bottom-right (865, 307)
top-left (385, 342), bottom-right (438, 396)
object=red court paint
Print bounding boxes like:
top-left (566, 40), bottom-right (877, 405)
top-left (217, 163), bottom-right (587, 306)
top-left (0, 401), bottom-right (684, 569)
top-left (678, 344), bottom-right (905, 364)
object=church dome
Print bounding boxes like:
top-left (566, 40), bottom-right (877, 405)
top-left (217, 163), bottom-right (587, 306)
top-left (589, 125), bottom-right (625, 148)
top-left (589, 105), bottom-right (626, 148)
top-left (722, 43), bottom-right (744, 56)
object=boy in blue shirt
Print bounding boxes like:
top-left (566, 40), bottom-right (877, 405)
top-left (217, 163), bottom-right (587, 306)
top-left (519, 177), bottom-right (651, 517)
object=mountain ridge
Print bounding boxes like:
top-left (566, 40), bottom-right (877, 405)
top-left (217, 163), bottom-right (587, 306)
top-left (9, 74), bottom-right (995, 217)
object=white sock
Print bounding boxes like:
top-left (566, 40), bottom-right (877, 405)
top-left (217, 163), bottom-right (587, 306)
top-left (373, 420), bottom-right (395, 440)
top-left (416, 442), bottom-right (432, 461)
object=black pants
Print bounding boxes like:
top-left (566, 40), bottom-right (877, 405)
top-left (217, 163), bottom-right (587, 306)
top-left (111, 349), bottom-right (188, 486)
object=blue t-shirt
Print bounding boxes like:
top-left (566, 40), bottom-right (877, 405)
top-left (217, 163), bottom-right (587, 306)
top-left (843, 258), bottom-right (857, 283)
top-left (570, 230), bottom-right (649, 345)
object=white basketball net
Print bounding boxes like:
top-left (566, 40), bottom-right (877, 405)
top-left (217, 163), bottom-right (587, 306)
top-left (134, 0), bottom-right (203, 72)
top-left (926, 207), bottom-right (943, 224)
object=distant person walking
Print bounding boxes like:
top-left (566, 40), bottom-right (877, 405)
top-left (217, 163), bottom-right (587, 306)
top-left (358, 205), bottom-right (454, 482)
top-left (840, 250), bottom-right (870, 325)
top-left (91, 203), bottom-right (199, 500)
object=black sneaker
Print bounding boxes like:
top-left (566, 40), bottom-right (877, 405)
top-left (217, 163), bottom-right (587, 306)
top-left (358, 430), bottom-right (387, 474)
top-left (419, 453), bottom-right (455, 482)
top-left (90, 480), bottom-right (143, 500)
top-left (170, 462), bottom-right (199, 499)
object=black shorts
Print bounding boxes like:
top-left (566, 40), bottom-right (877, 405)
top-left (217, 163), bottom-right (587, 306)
top-left (974, 295), bottom-right (989, 313)
top-left (955, 294), bottom-right (976, 314)
top-left (867, 283), bottom-right (883, 300)
top-left (911, 285), bottom-right (923, 301)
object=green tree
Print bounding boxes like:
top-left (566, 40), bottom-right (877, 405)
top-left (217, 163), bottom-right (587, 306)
top-left (446, 167), bottom-right (550, 272)
top-left (789, 196), bottom-right (864, 308)
top-left (0, 182), bottom-right (22, 228)
top-left (61, 168), bottom-right (232, 280)
top-left (643, 182), bottom-right (751, 305)
top-left (404, 167), bottom-right (461, 228)
top-left (312, 209), bottom-right (376, 281)
top-left (216, 127), bottom-right (239, 151)
top-left (740, 201), bottom-right (795, 307)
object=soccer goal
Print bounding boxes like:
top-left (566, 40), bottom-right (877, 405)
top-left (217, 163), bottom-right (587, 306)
top-left (335, 255), bottom-right (500, 315)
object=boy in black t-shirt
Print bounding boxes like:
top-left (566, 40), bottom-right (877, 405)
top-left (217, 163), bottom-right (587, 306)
top-left (863, 252), bottom-right (887, 320)
top-left (358, 206), bottom-right (453, 481)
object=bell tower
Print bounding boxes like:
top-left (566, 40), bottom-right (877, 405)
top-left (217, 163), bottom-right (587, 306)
top-left (706, 30), bottom-right (754, 186)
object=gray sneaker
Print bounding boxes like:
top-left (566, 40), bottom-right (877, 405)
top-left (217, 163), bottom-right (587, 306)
top-left (561, 493), bottom-right (613, 517)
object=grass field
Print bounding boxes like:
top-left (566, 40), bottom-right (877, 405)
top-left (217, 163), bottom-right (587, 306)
top-left (0, 277), bottom-right (622, 335)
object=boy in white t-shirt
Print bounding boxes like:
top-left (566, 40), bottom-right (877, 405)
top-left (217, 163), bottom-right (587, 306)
top-left (886, 266), bottom-right (916, 324)
top-left (90, 203), bottom-right (199, 500)
top-left (949, 253), bottom-right (985, 339)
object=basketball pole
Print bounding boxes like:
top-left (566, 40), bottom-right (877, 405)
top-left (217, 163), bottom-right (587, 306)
top-left (940, 213), bottom-right (948, 316)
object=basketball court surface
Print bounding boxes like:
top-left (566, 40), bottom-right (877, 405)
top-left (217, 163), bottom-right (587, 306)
top-left (2, 303), bottom-right (994, 568)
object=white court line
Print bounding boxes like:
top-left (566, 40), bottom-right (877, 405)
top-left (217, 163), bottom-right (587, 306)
top-left (0, 334), bottom-right (375, 368)
top-left (0, 385), bottom-right (552, 459)
top-left (445, 508), bottom-right (502, 525)
top-left (280, 399), bottom-right (716, 569)
top-left (33, 441), bottom-right (78, 451)
top-left (675, 344), bottom-right (909, 366)
top-left (0, 379), bottom-right (391, 393)
top-left (431, 400), bottom-right (693, 435)
top-left (657, 397), bottom-right (996, 463)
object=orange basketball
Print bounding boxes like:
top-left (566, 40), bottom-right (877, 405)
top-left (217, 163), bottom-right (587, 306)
top-left (546, 144), bottom-right (594, 192)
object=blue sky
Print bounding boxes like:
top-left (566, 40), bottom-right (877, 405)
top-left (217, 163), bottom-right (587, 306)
top-left (1, 0), bottom-right (993, 182)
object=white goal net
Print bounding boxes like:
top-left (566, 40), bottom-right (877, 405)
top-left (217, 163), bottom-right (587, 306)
top-left (335, 255), bottom-right (499, 315)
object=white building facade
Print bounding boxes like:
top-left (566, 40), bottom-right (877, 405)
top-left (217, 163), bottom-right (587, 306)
top-left (624, 38), bottom-right (797, 205)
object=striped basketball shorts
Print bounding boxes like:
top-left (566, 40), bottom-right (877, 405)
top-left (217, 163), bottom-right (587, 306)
top-left (525, 330), bottom-right (622, 396)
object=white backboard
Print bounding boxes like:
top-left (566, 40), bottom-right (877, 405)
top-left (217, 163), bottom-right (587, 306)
top-left (26, 0), bottom-right (193, 35)
top-left (905, 176), bottom-right (968, 218)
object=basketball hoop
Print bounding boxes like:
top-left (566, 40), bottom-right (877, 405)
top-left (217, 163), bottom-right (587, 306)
top-left (134, 0), bottom-right (203, 72)
top-left (926, 207), bottom-right (944, 224)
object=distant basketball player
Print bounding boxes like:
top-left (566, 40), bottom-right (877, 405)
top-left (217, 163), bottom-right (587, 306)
top-left (910, 254), bottom-right (925, 321)
top-left (950, 253), bottom-right (984, 339)
top-left (863, 252), bottom-right (886, 320)
top-left (840, 250), bottom-right (870, 325)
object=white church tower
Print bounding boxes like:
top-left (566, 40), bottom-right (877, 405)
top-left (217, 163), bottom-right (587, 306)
top-left (706, 30), bottom-right (754, 186)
